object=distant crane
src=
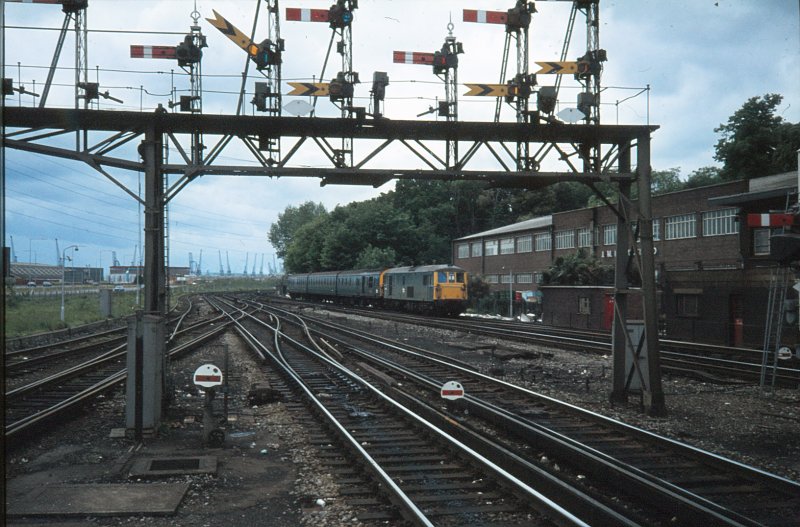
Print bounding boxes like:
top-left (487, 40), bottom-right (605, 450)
top-left (218, 250), bottom-right (224, 276)
top-left (259, 253), bottom-right (265, 276)
top-left (189, 251), bottom-right (195, 274)
top-left (251, 256), bottom-right (257, 276)
top-left (243, 253), bottom-right (249, 276)
top-left (10, 236), bottom-right (18, 262)
top-left (226, 251), bottom-right (231, 275)
top-left (112, 250), bottom-right (120, 267)
top-left (197, 249), bottom-right (203, 276)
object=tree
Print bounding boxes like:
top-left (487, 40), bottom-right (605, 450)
top-left (354, 245), bottom-right (397, 269)
top-left (714, 93), bottom-right (799, 180)
top-left (683, 166), bottom-right (723, 189)
top-left (283, 215), bottom-right (330, 272)
top-left (542, 250), bottom-right (613, 286)
top-left (268, 202), bottom-right (327, 259)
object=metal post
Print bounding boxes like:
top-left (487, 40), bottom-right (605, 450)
top-left (636, 134), bottom-right (666, 416)
top-left (142, 114), bottom-right (166, 316)
top-left (508, 268), bottom-right (513, 318)
top-left (610, 143), bottom-right (631, 404)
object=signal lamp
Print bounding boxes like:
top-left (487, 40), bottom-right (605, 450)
top-left (537, 86), bottom-right (557, 114)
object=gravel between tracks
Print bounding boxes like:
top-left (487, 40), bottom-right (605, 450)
top-left (5, 306), bottom-right (800, 527)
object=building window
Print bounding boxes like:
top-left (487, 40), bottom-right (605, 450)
top-left (753, 228), bottom-right (774, 255)
top-left (516, 273), bottom-right (533, 283)
top-left (703, 208), bottom-right (739, 236)
top-left (533, 272), bottom-right (544, 284)
top-left (535, 233), bottom-right (551, 252)
top-left (485, 274), bottom-right (499, 284)
top-left (665, 213), bottom-right (696, 240)
top-left (653, 218), bottom-right (661, 241)
top-left (471, 242), bottom-right (482, 257)
top-left (676, 294), bottom-right (699, 317)
top-left (485, 240), bottom-right (498, 256)
top-left (500, 237), bottom-right (515, 254)
top-left (578, 296), bottom-right (591, 315)
top-left (500, 273), bottom-right (513, 284)
top-left (603, 224), bottom-right (617, 245)
top-left (457, 243), bottom-right (469, 259)
top-left (555, 229), bottom-right (575, 250)
top-left (516, 235), bottom-right (532, 253)
top-left (578, 227), bottom-right (592, 248)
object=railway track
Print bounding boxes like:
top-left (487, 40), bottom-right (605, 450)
top-left (210, 296), bottom-right (613, 526)
top-left (219, 296), bottom-right (800, 526)
top-left (4, 299), bottom-right (230, 442)
top-left (263, 296), bottom-right (800, 387)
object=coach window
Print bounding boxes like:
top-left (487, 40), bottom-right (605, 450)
top-left (456, 272), bottom-right (464, 283)
top-left (438, 271), bottom-right (447, 283)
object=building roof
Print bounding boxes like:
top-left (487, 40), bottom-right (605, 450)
top-left (454, 215), bottom-right (553, 242)
top-left (10, 263), bottom-right (62, 280)
top-left (709, 171), bottom-right (797, 207)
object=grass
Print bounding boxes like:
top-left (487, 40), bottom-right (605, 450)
top-left (4, 277), bottom-right (280, 338)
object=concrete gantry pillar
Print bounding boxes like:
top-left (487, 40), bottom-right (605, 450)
top-left (610, 136), bottom-right (666, 416)
top-left (126, 110), bottom-right (168, 438)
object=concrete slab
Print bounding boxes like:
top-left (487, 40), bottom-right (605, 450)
top-left (7, 482), bottom-right (190, 517)
top-left (128, 455), bottom-right (217, 477)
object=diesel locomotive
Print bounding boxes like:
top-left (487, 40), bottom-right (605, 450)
top-left (287, 264), bottom-right (468, 315)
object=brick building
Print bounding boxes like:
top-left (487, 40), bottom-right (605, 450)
top-left (452, 173), bottom-right (797, 347)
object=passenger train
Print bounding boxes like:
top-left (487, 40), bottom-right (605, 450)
top-left (286, 264), bottom-right (468, 315)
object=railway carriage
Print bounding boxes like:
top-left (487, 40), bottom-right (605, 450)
top-left (287, 264), bottom-right (468, 315)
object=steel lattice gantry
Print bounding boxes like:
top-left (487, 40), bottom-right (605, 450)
top-left (3, 106), bottom-right (666, 415)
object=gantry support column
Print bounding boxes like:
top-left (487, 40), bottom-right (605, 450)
top-left (126, 111), bottom-right (167, 437)
top-left (610, 136), bottom-right (666, 416)
top-left (636, 134), bottom-right (666, 415)
top-left (610, 142), bottom-right (631, 405)
top-left (142, 118), bottom-right (166, 316)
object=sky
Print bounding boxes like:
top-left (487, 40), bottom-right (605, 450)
top-left (2, 0), bottom-right (799, 273)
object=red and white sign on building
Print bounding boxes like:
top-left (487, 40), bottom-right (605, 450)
top-left (193, 364), bottom-right (223, 388)
top-left (440, 380), bottom-right (465, 400)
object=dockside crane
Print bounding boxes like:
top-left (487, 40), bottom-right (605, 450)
top-left (226, 251), bottom-right (232, 276)
top-left (197, 249), bottom-right (203, 276)
top-left (10, 236), bottom-right (18, 263)
top-left (218, 250), bottom-right (224, 276)
top-left (243, 253), bottom-right (249, 276)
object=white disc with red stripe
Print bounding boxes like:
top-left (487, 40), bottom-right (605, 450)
top-left (441, 380), bottom-right (465, 400)
top-left (194, 364), bottom-right (223, 388)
